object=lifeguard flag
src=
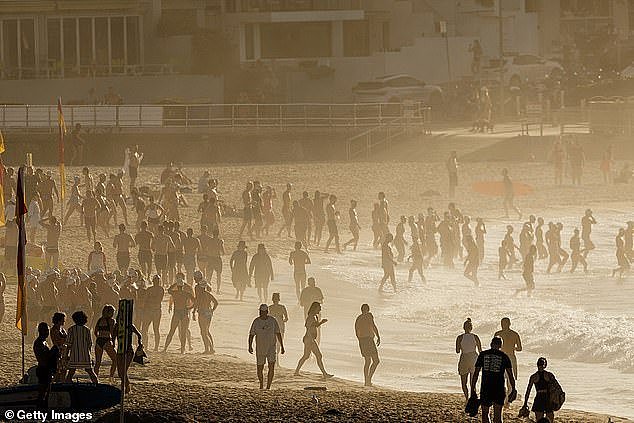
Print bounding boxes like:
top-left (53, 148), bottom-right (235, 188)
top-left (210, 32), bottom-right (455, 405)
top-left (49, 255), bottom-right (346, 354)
top-left (15, 166), bottom-right (28, 335)
top-left (57, 98), bottom-right (66, 201)
top-left (0, 130), bottom-right (5, 227)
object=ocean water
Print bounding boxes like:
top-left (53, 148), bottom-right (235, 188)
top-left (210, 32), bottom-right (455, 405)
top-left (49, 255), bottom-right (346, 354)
top-left (313, 208), bottom-right (634, 420)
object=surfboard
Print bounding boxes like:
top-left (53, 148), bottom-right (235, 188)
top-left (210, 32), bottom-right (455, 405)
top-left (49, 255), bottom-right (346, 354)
top-left (0, 383), bottom-right (120, 411)
top-left (471, 181), bottom-right (534, 197)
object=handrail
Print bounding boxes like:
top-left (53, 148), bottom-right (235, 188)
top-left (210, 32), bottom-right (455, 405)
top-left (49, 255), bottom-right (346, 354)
top-left (0, 102), bottom-right (431, 131)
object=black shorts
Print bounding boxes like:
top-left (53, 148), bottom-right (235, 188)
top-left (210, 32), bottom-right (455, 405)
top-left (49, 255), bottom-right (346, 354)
top-left (208, 256), bottom-right (222, 273)
top-left (117, 252), bottom-right (130, 270)
top-left (155, 254), bottom-right (168, 271)
top-left (358, 337), bottom-right (378, 358)
top-left (327, 220), bottom-right (338, 235)
top-left (138, 250), bottom-right (152, 267)
top-left (480, 388), bottom-right (506, 407)
top-left (167, 252), bottom-right (177, 267)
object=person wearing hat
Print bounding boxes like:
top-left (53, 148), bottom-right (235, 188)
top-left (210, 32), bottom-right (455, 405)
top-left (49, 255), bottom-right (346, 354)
top-left (193, 271), bottom-right (218, 354)
top-left (230, 241), bottom-right (249, 301)
top-left (248, 303), bottom-right (284, 389)
top-left (249, 243), bottom-right (274, 303)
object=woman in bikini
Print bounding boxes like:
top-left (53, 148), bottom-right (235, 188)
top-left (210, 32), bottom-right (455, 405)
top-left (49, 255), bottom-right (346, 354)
top-left (94, 305), bottom-right (117, 381)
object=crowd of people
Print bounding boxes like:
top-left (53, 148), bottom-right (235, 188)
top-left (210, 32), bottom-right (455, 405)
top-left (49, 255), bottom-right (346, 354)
top-left (3, 143), bottom-right (630, 422)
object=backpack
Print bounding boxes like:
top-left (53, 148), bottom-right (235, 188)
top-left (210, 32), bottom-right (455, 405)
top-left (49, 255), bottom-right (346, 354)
top-left (547, 372), bottom-right (566, 411)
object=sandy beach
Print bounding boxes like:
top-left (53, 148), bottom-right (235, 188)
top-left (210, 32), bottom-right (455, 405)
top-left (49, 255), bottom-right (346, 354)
top-left (1, 155), bottom-right (633, 422)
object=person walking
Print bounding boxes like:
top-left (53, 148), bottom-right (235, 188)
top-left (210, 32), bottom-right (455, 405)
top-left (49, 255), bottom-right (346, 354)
top-left (230, 241), bottom-right (250, 301)
top-left (470, 337), bottom-right (517, 423)
top-left (294, 302), bottom-right (333, 379)
top-left (249, 243), bottom-right (274, 303)
top-left (65, 311), bottom-right (99, 384)
top-left (456, 318), bottom-right (482, 401)
top-left (268, 293), bottom-right (288, 367)
top-left (521, 357), bottom-right (558, 423)
top-left (248, 304), bottom-right (285, 389)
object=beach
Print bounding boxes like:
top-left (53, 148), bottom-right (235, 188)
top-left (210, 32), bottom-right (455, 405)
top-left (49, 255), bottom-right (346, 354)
top-left (1, 158), bottom-right (633, 422)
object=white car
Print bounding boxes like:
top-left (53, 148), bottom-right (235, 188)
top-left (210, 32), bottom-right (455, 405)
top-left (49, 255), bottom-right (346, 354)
top-left (504, 55), bottom-right (563, 87)
top-left (352, 74), bottom-right (443, 105)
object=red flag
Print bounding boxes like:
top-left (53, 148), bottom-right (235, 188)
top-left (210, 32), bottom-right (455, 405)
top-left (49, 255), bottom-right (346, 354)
top-left (15, 166), bottom-right (28, 335)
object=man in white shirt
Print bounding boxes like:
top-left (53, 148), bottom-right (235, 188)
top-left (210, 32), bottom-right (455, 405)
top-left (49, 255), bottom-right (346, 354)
top-left (248, 304), bottom-right (285, 389)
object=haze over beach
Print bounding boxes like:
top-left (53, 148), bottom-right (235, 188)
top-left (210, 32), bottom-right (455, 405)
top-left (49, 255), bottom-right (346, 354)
top-left (2, 1), bottom-right (634, 422)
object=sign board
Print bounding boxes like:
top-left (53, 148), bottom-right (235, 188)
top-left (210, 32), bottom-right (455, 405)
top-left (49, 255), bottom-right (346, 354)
top-left (116, 299), bottom-right (134, 355)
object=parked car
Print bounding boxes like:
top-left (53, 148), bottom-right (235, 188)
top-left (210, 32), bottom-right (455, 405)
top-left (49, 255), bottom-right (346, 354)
top-left (352, 74), bottom-right (443, 106)
top-left (504, 54), bottom-right (563, 87)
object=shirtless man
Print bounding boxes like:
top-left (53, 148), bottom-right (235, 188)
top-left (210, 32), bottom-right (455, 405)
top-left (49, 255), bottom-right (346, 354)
top-left (81, 190), bottom-right (99, 242)
top-left (197, 225), bottom-right (213, 281)
top-left (289, 242), bottom-right (311, 301)
top-left (581, 209), bottom-right (597, 253)
top-left (39, 216), bottom-right (62, 270)
top-left (535, 217), bottom-right (548, 260)
top-left (192, 272), bottom-right (218, 354)
top-left (494, 318), bottom-right (522, 398)
top-left (239, 181), bottom-right (254, 239)
top-left (569, 228), bottom-right (587, 273)
top-left (355, 304), bottom-right (381, 387)
top-left (207, 229), bottom-right (225, 294)
top-left (163, 273), bottom-right (194, 354)
top-left (38, 172), bottom-right (59, 219)
top-left (502, 168), bottom-right (522, 220)
top-left (135, 221), bottom-right (154, 278)
top-left (342, 200), bottom-right (361, 251)
top-left (324, 195), bottom-right (341, 254)
top-left (152, 224), bottom-right (174, 285)
top-left (109, 172), bottom-right (128, 225)
top-left (378, 233), bottom-right (397, 293)
top-left (143, 275), bottom-right (164, 352)
top-left (298, 192), bottom-right (314, 245)
top-left (377, 192), bottom-right (390, 242)
top-left (113, 224), bottom-right (136, 273)
top-left (182, 228), bottom-right (201, 283)
top-left (165, 221), bottom-right (180, 285)
top-left (463, 235), bottom-right (480, 286)
top-left (277, 183), bottom-right (293, 238)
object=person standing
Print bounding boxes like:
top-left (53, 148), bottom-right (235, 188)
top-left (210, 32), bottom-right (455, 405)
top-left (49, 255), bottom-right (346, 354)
top-left (135, 221), bottom-right (154, 278)
top-left (87, 242), bottom-right (107, 274)
top-left (475, 218), bottom-right (486, 263)
top-left (343, 199), bottom-right (361, 251)
top-left (470, 337), bottom-right (517, 423)
top-left (249, 243), bottom-right (274, 303)
top-left (33, 322), bottom-right (58, 408)
top-left (152, 224), bottom-right (174, 284)
top-left (516, 245), bottom-right (537, 297)
top-left (289, 241), bottom-right (311, 301)
top-left (239, 181), bottom-right (254, 239)
top-left (128, 145), bottom-right (143, 192)
top-left (93, 305), bottom-right (117, 381)
top-left (192, 271), bottom-right (218, 354)
top-left (463, 235), bottom-right (480, 286)
top-left (378, 233), bottom-right (397, 293)
top-left (248, 304), bottom-right (285, 389)
top-left (569, 229), bottom-right (587, 273)
top-left (163, 273), bottom-right (194, 353)
top-left (612, 228), bottom-right (630, 279)
top-left (113, 223), bottom-right (136, 273)
top-left (324, 195), bottom-right (341, 254)
top-left (299, 277), bottom-right (324, 319)
top-left (294, 302), bottom-right (333, 379)
top-left (494, 318), bottom-right (522, 396)
top-left (447, 151), bottom-right (459, 198)
top-left (355, 304), bottom-right (381, 387)
top-left (65, 311), bottom-right (99, 384)
top-left (142, 275), bottom-right (164, 352)
top-left (268, 293), bottom-right (288, 367)
top-left (277, 183), bottom-right (293, 238)
top-left (502, 168), bottom-right (522, 220)
top-left (394, 216), bottom-right (408, 262)
top-left (568, 140), bottom-right (585, 185)
top-left (456, 318), bottom-right (482, 402)
top-left (230, 241), bottom-right (249, 301)
top-left (207, 229), bottom-right (225, 294)
top-left (581, 209), bottom-right (597, 253)
top-left (39, 216), bottom-right (62, 270)
top-left (182, 228), bottom-right (201, 283)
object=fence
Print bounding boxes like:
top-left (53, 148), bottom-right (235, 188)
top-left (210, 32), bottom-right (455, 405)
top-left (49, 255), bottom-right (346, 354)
top-left (0, 102), bottom-right (431, 131)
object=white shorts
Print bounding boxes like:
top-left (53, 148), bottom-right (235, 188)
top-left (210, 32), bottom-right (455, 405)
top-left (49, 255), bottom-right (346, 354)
top-left (256, 348), bottom-right (277, 366)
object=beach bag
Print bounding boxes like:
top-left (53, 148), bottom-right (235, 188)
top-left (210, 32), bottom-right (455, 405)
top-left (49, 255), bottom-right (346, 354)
top-left (133, 344), bottom-right (148, 365)
top-left (465, 394), bottom-right (480, 417)
top-left (547, 373), bottom-right (566, 411)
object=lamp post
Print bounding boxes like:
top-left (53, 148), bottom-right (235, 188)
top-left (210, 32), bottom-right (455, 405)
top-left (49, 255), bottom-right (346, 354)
top-left (440, 21), bottom-right (452, 82)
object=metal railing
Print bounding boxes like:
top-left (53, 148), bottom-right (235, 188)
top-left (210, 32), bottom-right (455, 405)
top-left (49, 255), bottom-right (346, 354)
top-left (0, 102), bottom-right (431, 131)
top-left (0, 63), bottom-right (177, 80)
top-left (345, 114), bottom-right (429, 160)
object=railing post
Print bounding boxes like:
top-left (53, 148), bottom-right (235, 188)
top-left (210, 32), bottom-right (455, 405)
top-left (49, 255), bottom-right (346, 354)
top-left (25, 105), bottom-right (29, 129)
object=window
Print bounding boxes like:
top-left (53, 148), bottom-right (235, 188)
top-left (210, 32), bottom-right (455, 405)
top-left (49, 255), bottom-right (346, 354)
top-left (245, 23), bottom-right (254, 60)
top-left (47, 19), bottom-right (62, 73)
top-left (111, 17), bottom-right (125, 72)
top-left (63, 18), bottom-right (78, 75)
top-left (95, 17), bottom-right (109, 68)
top-left (126, 16), bottom-right (140, 66)
top-left (2, 20), bottom-right (18, 69)
top-left (79, 18), bottom-right (92, 69)
top-left (343, 20), bottom-right (369, 57)
top-left (260, 22), bottom-right (331, 58)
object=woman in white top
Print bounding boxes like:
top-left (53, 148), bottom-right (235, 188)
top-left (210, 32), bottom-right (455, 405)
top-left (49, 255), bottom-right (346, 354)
top-left (28, 192), bottom-right (42, 243)
top-left (456, 317), bottom-right (482, 401)
top-left (87, 241), bottom-right (107, 273)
